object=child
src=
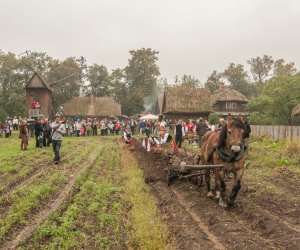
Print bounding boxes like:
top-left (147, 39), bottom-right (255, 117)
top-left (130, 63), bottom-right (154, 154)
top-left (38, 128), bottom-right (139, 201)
top-left (19, 120), bottom-right (28, 150)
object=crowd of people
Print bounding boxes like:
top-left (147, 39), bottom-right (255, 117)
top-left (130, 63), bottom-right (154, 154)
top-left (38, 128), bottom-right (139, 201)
top-left (1, 114), bottom-right (251, 164)
top-left (140, 116), bottom-right (251, 155)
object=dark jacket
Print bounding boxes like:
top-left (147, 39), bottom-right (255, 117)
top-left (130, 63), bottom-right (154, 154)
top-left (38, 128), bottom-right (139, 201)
top-left (34, 122), bottom-right (43, 137)
top-left (196, 122), bottom-right (207, 136)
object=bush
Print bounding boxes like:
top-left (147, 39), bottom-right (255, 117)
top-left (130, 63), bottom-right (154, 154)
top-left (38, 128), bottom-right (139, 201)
top-left (208, 113), bottom-right (221, 124)
top-left (285, 138), bottom-right (300, 156)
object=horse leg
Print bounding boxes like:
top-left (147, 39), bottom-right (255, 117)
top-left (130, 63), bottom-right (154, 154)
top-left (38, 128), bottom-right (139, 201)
top-left (205, 170), bottom-right (213, 197)
top-left (227, 168), bottom-right (245, 206)
top-left (217, 170), bottom-right (227, 207)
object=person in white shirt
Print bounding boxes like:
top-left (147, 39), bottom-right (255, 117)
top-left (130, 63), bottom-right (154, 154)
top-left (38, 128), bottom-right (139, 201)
top-left (12, 116), bottom-right (19, 131)
top-left (50, 115), bottom-right (66, 164)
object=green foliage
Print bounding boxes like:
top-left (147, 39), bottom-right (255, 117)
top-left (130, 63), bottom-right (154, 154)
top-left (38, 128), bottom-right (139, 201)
top-left (247, 55), bottom-right (274, 85)
top-left (247, 74), bottom-right (300, 125)
top-left (86, 64), bottom-right (111, 97)
top-left (47, 57), bottom-right (84, 111)
top-left (223, 63), bottom-right (253, 97)
top-left (208, 113), bottom-right (220, 124)
top-left (179, 74), bottom-right (201, 88)
top-left (205, 70), bottom-right (223, 92)
top-left (273, 59), bottom-right (297, 77)
top-left (124, 48), bottom-right (160, 114)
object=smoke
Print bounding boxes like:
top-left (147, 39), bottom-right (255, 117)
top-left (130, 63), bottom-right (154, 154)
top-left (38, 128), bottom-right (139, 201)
top-left (143, 84), bottom-right (161, 113)
top-left (143, 96), bottom-right (155, 112)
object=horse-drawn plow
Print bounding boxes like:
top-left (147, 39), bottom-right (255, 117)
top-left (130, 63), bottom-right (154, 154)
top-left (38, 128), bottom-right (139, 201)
top-left (133, 136), bottom-right (300, 249)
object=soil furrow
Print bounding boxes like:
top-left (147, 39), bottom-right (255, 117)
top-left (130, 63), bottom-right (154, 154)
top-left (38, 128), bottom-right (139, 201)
top-left (0, 144), bottom-right (101, 250)
top-left (0, 145), bottom-right (84, 197)
top-left (170, 186), bottom-right (226, 250)
top-left (150, 181), bottom-right (216, 250)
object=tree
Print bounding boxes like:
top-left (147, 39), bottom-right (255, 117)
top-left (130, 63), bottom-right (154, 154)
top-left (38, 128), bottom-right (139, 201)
top-left (86, 64), bottom-right (111, 97)
top-left (205, 70), bottom-right (223, 92)
top-left (247, 55), bottom-right (274, 85)
top-left (263, 74), bottom-right (300, 125)
top-left (110, 68), bottom-right (128, 113)
top-left (223, 63), bottom-right (252, 97)
top-left (273, 59), bottom-right (297, 77)
top-left (180, 74), bottom-right (201, 88)
top-left (124, 48), bottom-right (160, 114)
top-left (247, 74), bottom-right (300, 125)
top-left (0, 51), bottom-right (25, 116)
top-left (46, 57), bottom-right (82, 111)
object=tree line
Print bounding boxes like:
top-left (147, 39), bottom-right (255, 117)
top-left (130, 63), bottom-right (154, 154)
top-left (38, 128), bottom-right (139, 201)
top-left (0, 49), bottom-right (299, 124)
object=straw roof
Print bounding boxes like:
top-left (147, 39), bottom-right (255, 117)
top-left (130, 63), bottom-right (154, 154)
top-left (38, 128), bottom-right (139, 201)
top-left (162, 87), bottom-right (212, 113)
top-left (62, 95), bottom-right (121, 117)
top-left (25, 73), bottom-right (53, 91)
top-left (211, 87), bottom-right (248, 105)
top-left (292, 104), bottom-right (300, 117)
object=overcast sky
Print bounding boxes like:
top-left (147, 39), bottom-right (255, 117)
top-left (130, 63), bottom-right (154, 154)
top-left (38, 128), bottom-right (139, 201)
top-left (1, 0), bottom-right (300, 82)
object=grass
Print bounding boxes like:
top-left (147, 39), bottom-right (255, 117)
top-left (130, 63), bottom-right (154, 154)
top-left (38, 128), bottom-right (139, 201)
top-left (0, 135), bottom-right (172, 249)
top-left (19, 141), bottom-right (124, 249)
top-left (0, 138), bottom-right (99, 243)
top-left (120, 144), bottom-right (173, 250)
top-left (243, 136), bottom-right (300, 199)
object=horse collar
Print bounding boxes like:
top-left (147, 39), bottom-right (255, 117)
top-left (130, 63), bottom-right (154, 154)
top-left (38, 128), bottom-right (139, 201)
top-left (216, 145), bottom-right (245, 162)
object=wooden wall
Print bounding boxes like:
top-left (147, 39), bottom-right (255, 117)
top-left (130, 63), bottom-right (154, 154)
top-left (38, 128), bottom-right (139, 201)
top-left (164, 112), bottom-right (210, 122)
top-left (25, 89), bottom-right (53, 118)
top-left (251, 125), bottom-right (300, 140)
top-left (213, 101), bottom-right (247, 113)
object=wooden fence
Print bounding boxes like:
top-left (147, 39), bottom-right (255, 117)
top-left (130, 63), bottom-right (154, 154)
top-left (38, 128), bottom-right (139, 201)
top-left (251, 125), bottom-right (300, 140)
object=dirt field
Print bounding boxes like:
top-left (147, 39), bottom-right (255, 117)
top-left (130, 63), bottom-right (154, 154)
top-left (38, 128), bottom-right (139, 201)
top-left (134, 139), bottom-right (300, 250)
top-left (1, 134), bottom-right (300, 249)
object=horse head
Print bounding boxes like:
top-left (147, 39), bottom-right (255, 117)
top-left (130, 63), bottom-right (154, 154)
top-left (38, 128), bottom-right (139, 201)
top-left (226, 114), bottom-right (245, 154)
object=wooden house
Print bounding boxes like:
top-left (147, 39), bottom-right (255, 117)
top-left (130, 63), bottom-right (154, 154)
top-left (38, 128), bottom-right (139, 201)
top-left (161, 86), bottom-right (212, 121)
top-left (211, 85), bottom-right (248, 117)
top-left (25, 73), bottom-right (53, 118)
top-left (62, 95), bottom-right (121, 120)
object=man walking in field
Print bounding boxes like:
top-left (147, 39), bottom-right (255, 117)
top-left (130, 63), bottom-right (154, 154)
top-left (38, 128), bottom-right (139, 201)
top-left (51, 114), bottom-right (66, 164)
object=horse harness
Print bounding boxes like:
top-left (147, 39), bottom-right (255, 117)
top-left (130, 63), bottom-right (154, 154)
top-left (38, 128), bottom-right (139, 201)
top-left (206, 132), bottom-right (245, 163)
top-left (216, 145), bottom-right (245, 162)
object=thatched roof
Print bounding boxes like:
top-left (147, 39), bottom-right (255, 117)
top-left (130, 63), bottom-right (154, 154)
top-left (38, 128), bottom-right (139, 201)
top-left (162, 87), bottom-right (212, 113)
top-left (211, 87), bottom-right (248, 105)
top-left (25, 73), bottom-right (53, 91)
top-left (62, 95), bottom-right (121, 117)
top-left (292, 104), bottom-right (300, 117)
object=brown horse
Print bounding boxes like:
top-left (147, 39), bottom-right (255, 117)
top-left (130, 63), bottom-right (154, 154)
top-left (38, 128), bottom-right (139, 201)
top-left (201, 114), bottom-right (246, 207)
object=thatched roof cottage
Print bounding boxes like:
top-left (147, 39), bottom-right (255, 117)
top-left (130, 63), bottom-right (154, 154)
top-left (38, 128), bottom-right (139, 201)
top-left (62, 95), bottom-right (121, 119)
top-left (211, 84), bottom-right (248, 117)
top-left (292, 104), bottom-right (300, 117)
top-left (161, 86), bottom-right (212, 121)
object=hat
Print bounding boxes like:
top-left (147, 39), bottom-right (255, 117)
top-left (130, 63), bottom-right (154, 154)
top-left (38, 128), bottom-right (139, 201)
top-left (55, 114), bottom-right (61, 117)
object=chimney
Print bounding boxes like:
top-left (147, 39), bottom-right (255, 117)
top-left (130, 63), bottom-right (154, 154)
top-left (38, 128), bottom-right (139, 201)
top-left (219, 82), bottom-right (225, 89)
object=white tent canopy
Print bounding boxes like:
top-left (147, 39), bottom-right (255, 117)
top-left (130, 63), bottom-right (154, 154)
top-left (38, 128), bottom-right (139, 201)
top-left (140, 114), bottom-right (159, 120)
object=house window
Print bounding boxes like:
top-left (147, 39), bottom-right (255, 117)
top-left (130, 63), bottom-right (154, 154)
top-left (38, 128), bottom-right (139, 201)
top-left (226, 102), bottom-right (237, 109)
